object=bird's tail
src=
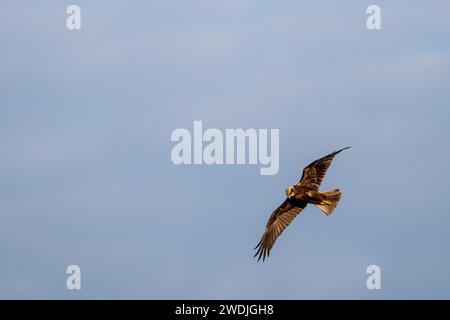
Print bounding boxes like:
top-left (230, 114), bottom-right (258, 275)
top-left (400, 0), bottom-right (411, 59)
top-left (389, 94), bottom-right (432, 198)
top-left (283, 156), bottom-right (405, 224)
top-left (315, 189), bottom-right (341, 216)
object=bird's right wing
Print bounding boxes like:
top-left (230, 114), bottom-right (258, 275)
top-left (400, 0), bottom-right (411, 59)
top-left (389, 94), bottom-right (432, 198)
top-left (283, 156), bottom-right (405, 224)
top-left (254, 199), bottom-right (307, 262)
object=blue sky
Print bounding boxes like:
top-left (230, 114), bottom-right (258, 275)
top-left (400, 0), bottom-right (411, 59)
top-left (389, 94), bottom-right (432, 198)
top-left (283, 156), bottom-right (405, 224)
top-left (1, 1), bottom-right (450, 299)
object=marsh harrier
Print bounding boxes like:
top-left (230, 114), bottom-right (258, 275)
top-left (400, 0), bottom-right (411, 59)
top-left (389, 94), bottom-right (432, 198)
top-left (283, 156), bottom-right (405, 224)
top-left (254, 147), bottom-right (350, 262)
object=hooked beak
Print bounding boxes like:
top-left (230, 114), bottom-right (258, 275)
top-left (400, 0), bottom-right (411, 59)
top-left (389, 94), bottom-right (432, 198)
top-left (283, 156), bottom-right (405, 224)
top-left (287, 188), bottom-right (295, 199)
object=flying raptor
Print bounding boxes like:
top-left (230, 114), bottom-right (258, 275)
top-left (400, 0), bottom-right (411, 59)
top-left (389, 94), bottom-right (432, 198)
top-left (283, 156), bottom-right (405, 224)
top-left (254, 147), bottom-right (350, 262)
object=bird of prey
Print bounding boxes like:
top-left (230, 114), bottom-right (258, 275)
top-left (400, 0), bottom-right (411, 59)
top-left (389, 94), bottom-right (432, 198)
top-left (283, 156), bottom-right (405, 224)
top-left (254, 147), bottom-right (350, 262)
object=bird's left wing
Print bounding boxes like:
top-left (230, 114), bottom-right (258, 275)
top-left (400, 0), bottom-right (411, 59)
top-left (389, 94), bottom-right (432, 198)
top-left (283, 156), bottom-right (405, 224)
top-left (297, 147), bottom-right (351, 191)
top-left (254, 200), bottom-right (307, 262)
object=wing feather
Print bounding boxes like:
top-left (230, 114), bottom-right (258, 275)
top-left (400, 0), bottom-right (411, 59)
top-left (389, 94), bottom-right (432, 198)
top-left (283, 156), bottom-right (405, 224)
top-left (254, 200), bottom-right (307, 262)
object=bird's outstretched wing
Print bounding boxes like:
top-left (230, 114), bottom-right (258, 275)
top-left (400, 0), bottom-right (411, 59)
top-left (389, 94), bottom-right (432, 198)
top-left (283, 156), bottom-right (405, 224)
top-left (254, 199), bottom-right (307, 262)
top-left (297, 147), bottom-right (351, 191)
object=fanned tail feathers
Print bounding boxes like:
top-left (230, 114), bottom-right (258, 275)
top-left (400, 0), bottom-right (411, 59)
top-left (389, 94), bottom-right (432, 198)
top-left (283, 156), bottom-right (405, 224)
top-left (315, 189), bottom-right (341, 216)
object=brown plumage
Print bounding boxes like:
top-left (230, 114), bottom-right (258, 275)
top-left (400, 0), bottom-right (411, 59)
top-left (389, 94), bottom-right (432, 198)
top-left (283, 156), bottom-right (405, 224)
top-left (254, 147), bottom-right (350, 262)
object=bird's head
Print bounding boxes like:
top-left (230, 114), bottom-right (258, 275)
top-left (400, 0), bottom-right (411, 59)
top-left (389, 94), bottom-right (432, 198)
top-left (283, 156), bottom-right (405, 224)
top-left (285, 186), bottom-right (295, 199)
